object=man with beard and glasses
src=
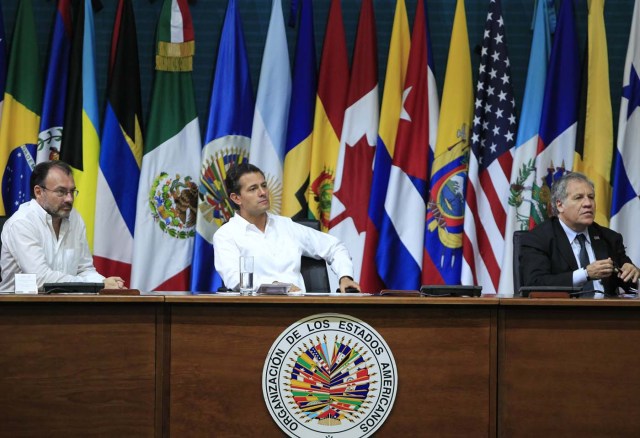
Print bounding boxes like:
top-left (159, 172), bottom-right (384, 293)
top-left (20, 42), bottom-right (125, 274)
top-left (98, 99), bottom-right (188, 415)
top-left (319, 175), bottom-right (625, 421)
top-left (0, 161), bottom-right (125, 292)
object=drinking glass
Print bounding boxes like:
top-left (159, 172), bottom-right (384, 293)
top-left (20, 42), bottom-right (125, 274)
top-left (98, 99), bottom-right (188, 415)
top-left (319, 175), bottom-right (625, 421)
top-left (239, 256), bottom-right (254, 295)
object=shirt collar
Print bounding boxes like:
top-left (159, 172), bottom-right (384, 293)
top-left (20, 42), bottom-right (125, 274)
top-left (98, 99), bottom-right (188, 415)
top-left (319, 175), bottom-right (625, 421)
top-left (558, 218), bottom-right (590, 245)
top-left (232, 212), bottom-right (273, 233)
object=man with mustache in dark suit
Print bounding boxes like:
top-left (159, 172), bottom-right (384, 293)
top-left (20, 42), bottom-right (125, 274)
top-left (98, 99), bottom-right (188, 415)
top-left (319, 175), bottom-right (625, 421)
top-left (520, 172), bottom-right (639, 297)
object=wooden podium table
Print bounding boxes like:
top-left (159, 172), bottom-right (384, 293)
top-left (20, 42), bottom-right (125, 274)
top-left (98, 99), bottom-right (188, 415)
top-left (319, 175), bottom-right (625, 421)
top-left (0, 295), bottom-right (164, 437)
top-left (3, 293), bottom-right (640, 437)
top-left (164, 295), bottom-right (498, 437)
top-left (498, 299), bottom-right (640, 437)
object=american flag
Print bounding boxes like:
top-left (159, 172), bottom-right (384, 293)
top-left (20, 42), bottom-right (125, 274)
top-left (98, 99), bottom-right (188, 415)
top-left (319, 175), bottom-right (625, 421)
top-left (461, 0), bottom-right (517, 294)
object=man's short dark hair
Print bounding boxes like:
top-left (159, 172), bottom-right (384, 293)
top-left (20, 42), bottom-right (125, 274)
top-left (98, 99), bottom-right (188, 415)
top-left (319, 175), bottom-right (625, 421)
top-left (550, 171), bottom-right (594, 216)
top-left (30, 161), bottom-right (73, 197)
top-left (225, 162), bottom-right (265, 210)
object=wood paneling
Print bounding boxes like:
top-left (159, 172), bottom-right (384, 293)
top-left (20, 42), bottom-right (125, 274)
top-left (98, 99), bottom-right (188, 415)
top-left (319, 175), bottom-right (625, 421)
top-left (4, 294), bottom-right (640, 437)
top-left (167, 301), bottom-right (497, 437)
top-left (499, 302), bottom-right (640, 437)
top-left (0, 301), bottom-right (161, 438)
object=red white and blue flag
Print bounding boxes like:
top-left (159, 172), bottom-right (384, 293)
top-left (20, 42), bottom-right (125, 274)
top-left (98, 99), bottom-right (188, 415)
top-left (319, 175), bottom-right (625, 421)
top-left (360, 0), bottom-right (409, 292)
top-left (93, 0), bottom-right (143, 285)
top-left (461, 0), bottom-right (517, 294)
top-left (377, 0), bottom-right (439, 290)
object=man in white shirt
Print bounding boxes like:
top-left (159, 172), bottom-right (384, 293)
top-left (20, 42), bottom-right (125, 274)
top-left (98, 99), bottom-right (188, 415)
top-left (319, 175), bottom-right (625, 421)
top-left (520, 172), bottom-right (639, 296)
top-left (0, 161), bottom-right (125, 292)
top-left (213, 163), bottom-right (360, 293)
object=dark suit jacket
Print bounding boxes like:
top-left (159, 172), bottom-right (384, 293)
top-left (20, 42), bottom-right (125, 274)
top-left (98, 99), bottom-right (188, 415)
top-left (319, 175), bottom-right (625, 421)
top-left (520, 217), bottom-right (634, 296)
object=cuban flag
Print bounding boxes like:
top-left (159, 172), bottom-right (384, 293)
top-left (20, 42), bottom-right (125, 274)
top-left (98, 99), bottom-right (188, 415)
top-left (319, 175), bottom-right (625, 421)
top-left (360, 0), bottom-right (409, 292)
top-left (377, 0), bottom-right (439, 290)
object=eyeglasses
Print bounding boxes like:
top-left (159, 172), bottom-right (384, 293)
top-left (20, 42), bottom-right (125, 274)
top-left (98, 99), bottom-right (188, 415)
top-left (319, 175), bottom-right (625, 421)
top-left (39, 186), bottom-right (79, 198)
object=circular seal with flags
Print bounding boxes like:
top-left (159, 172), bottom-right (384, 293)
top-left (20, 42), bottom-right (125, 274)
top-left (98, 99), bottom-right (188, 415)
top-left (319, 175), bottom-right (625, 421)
top-left (263, 313), bottom-right (398, 437)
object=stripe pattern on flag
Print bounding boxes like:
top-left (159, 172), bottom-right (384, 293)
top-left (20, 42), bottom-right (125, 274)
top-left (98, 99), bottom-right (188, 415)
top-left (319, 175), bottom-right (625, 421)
top-left (94, 0), bottom-right (143, 284)
top-left (360, 0), bottom-right (410, 292)
top-left (377, 0), bottom-right (437, 290)
top-left (462, 0), bottom-right (517, 294)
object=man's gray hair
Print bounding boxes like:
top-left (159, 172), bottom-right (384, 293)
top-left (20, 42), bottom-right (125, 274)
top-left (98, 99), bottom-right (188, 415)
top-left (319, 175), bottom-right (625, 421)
top-left (550, 172), bottom-right (595, 216)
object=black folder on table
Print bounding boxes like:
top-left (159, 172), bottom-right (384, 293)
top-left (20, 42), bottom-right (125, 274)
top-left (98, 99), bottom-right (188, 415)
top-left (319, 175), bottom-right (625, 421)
top-left (517, 286), bottom-right (581, 297)
top-left (43, 282), bottom-right (103, 294)
top-left (420, 285), bottom-right (482, 297)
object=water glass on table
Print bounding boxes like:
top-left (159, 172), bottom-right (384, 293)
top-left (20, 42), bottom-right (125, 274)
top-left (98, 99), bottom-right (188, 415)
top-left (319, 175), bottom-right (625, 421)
top-left (239, 256), bottom-right (254, 295)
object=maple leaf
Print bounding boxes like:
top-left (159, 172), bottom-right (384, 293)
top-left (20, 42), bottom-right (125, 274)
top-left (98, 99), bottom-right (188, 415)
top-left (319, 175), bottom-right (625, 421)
top-left (330, 135), bottom-right (375, 233)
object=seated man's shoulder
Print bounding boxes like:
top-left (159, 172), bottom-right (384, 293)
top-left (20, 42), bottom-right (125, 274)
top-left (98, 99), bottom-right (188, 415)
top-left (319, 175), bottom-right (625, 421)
top-left (592, 222), bottom-right (623, 240)
top-left (521, 218), bottom-right (556, 248)
top-left (213, 219), bottom-right (234, 240)
top-left (271, 214), bottom-right (294, 226)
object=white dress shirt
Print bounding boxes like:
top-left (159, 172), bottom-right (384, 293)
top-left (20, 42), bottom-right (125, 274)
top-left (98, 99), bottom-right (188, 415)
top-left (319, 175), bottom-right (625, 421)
top-left (0, 200), bottom-right (104, 292)
top-left (558, 219), bottom-right (604, 294)
top-left (213, 213), bottom-right (354, 292)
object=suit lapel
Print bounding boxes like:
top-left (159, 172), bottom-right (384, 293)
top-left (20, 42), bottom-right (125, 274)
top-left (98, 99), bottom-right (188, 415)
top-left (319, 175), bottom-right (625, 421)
top-left (553, 218), bottom-right (579, 270)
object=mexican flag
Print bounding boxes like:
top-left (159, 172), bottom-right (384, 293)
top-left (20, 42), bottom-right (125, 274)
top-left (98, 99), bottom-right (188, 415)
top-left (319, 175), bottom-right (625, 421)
top-left (130, 0), bottom-right (201, 291)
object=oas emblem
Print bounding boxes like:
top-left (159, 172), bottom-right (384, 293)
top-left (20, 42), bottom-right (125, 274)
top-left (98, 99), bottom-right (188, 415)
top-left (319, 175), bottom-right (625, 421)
top-left (148, 172), bottom-right (198, 238)
top-left (263, 314), bottom-right (397, 437)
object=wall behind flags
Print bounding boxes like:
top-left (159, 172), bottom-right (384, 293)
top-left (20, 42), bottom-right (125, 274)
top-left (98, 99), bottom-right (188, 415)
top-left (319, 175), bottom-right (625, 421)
top-left (0, 0), bottom-right (634, 143)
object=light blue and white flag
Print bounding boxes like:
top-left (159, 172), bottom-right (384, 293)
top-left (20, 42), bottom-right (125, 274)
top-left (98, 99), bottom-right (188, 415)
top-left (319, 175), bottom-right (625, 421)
top-left (249, 0), bottom-right (291, 214)
top-left (497, 0), bottom-right (552, 294)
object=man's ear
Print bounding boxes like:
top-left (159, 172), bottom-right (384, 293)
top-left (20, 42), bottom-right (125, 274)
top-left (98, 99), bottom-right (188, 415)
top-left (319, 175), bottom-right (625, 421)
top-left (229, 192), bottom-right (241, 207)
